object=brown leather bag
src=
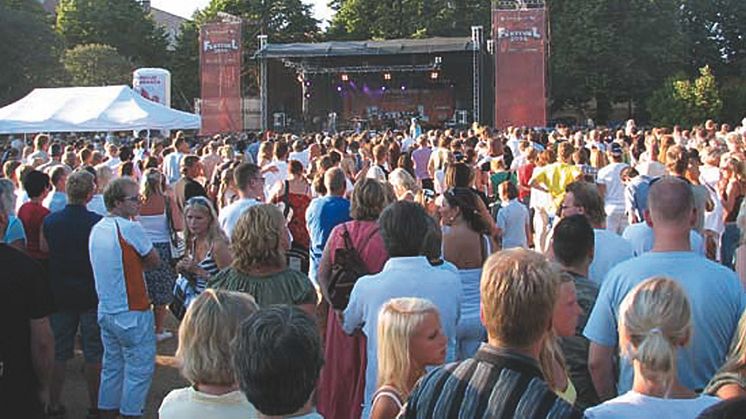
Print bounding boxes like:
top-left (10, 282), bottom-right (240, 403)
top-left (328, 224), bottom-right (378, 310)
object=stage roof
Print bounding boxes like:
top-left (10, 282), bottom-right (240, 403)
top-left (256, 37), bottom-right (474, 59)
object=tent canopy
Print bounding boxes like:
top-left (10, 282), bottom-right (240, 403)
top-left (0, 85), bottom-right (201, 134)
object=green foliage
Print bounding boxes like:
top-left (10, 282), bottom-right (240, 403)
top-left (326, 0), bottom-right (491, 40)
top-left (680, 0), bottom-right (746, 77)
top-left (720, 76), bottom-right (746, 125)
top-left (169, 20), bottom-right (200, 111)
top-left (62, 43), bottom-right (132, 86)
top-left (0, 0), bottom-right (65, 106)
top-left (647, 66), bottom-right (722, 126)
top-left (548, 0), bottom-right (684, 123)
top-left (56, 0), bottom-right (169, 67)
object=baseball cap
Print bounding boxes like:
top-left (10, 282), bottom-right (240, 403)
top-left (610, 142), bottom-right (623, 156)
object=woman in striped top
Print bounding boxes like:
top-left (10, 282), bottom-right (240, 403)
top-left (175, 196), bottom-right (231, 294)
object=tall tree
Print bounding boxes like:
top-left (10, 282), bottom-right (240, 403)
top-left (680, 0), bottom-right (746, 77)
top-left (197, 0), bottom-right (320, 95)
top-left (56, 0), bottom-right (169, 67)
top-left (169, 20), bottom-right (200, 111)
top-left (326, 0), bottom-right (491, 40)
top-left (62, 44), bottom-right (132, 86)
top-left (548, 0), bottom-right (684, 123)
top-left (0, 0), bottom-right (64, 105)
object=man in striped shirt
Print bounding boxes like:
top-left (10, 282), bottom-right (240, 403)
top-left (403, 249), bottom-right (582, 418)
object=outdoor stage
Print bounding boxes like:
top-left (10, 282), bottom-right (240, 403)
top-left (255, 36), bottom-right (492, 132)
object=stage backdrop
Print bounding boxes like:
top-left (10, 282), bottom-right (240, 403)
top-left (200, 20), bottom-right (242, 135)
top-left (493, 7), bottom-right (547, 129)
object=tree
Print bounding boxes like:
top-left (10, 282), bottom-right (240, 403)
top-left (62, 44), bottom-right (132, 86)
top-left (680, 0), bottom-right (746, 77)
top-left (169, 20), bottom-right (200, 111)
top-left (647, 66), bottom-right (723, 127)
top-left (548, 0), bottom-right (684, 123)
top-left (56, 0), bottom-right (169, 67)
top-left (0, 0), bottom-right (65, 106)
top-left (197, 0), bottom-right (321, 95)
top-left (326, 0), bottom-right (491, 40)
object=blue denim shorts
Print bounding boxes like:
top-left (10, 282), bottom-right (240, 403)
top-left (50, 308), bottom-right (103, 363)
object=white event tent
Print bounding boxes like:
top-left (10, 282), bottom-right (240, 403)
top-left (0, 85), bottom-right (200, 134)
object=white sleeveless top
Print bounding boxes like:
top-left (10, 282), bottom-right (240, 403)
top-left (138, 212), bottom-right (171, 244)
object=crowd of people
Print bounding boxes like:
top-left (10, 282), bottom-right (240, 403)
top-left (2, 117), bottom-right (746, 419)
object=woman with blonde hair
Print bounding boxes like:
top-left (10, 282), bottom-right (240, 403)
top-left (371, 297), bottom-right (446, 419)
top-left (159, 289), bottom-right (259, 418)
top-left (586, 277), bottom-right (720, 418)
top-left (174, 196), bottom-right (232, 316)
top-left (138, 168), bottom-right (179, 341)
top-left (720, 157), bottom-right (746, 268)
top-left (86, 164), bottom-right (112, 216)
top-left (208, 204), bottom-right (316, 313)
top-left (705, 309), bottom-right (746, 399)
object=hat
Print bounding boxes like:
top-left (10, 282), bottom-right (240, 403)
top-left (609, 142), bottom-right (623, 156)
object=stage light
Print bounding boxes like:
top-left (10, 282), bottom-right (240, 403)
top-left (341, 73), bottom-right (349, 82)
top-left (400, 84), bottom-right (406, 91)
top-left (296, 74), bottom-right (303, 84)
top-left (305, 80), bottom-right (312, 87)
top-left (383, 72), bottom-right (392, 81)
top-left (336, 85), bottom-right (343, 92)
top-left (381, 86), bottom-right (387, 91)
top-left (430, 71), bottom-right (439, 80)
top-left (304, 92), bottom-right (312, 98)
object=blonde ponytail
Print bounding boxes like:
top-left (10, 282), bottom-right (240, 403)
top-left (618, 277), bottom-right (692, 395)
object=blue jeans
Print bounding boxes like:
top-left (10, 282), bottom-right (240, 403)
top-left (721, 223), bottom-right (739, 269)
top-left (97, 310), bottom-right (155, 416)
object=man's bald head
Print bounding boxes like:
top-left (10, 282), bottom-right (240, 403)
top-left (647, 176), bottom-right (694, 226)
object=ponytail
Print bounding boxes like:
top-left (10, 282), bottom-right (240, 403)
top-left (619, 277), bottom-right (691, 395)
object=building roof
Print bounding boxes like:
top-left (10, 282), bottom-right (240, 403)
top-left (256, 37), bottom-right (474, 59)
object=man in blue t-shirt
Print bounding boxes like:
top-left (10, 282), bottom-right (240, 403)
top-left (41, 170), bottom-right (103, 416)
top-left (306, 167), bottom-right (351, 285)
top-left (584, 176), bottom-right (746, 401)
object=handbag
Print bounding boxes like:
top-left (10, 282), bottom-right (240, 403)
top-left (168, 274), bottom-right (202, 320)
top-left (327, 224), bottom-right (379, 310)
top-left (164, 195), bottom-right (185, 262)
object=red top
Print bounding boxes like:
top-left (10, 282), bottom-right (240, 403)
top-left (517, 163), bottom-right (535, 201)
top-left (18, 201), bottom-right (50, 260)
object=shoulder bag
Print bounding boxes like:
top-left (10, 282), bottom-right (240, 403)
top-left (328, 223), bottom-right (379, 310)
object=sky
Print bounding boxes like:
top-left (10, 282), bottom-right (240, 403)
top-left (150, 0), bottom-right (334, 26)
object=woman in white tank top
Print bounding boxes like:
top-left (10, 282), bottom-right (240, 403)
top-left (138, 169), bottom-right (178, 342)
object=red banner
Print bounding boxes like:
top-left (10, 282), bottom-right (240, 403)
top-left (200, 20), bottom-right (242, 135)
top-left (493, 8), bottom-right (547, 129)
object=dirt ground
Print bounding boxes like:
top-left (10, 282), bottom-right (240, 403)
top-left (62, 315), bottom-right (186, 419)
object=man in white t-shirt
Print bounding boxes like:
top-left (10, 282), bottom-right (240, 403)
top-left (218, 163), bottom-right (264, 239)
top-left (596, 143), bottom-right (629, 234)
top-left (89, 178), bottom-right (160, 418)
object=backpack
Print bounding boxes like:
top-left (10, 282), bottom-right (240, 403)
top-left (328, 224), bottom-right (378, 310)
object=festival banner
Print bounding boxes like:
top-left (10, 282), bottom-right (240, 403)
top-left (493, 7), bottom-right (547, 128)
top-left (200, 20), bottom-right (242, 135)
